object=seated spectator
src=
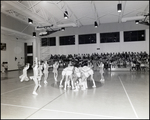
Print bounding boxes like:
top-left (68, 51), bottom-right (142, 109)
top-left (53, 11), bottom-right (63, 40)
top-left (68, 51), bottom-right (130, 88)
top-left (4, 62), bottom-right (8, 72)
top-left (140, 60), bottom-right (146, 71)
top-left (104, 61), bottom-right (109, 70)
top-left (130, 61), bottom-right (136, 71)
top-left (136, 59), bottom-right (141, 71)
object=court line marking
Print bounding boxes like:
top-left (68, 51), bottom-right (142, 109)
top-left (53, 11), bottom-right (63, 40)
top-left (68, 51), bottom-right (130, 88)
top-left (1, 84), bottom-right (34, 95)
top-left (1, 103), bottom-right (39, 110)
top-left (1, 103), bottom-right (129, 119)
top-left (41, 108), bottom-right (122, 118)
top-left (118, 76), bottom-right (139, 119)
top-left (25, 92), bottom-right (65, 119)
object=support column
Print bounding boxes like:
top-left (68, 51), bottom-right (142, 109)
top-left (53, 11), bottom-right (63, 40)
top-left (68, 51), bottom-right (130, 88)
top-left (75, 35), bottom-right (78, 54)
top-left (96, 33), bottom-right (100, 54)
top-left (56, 36), bottom-right (59, 54)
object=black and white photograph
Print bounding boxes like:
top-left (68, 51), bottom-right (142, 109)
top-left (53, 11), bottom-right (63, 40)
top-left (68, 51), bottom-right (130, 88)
top-left (1, 1), bottom-right (149, 119)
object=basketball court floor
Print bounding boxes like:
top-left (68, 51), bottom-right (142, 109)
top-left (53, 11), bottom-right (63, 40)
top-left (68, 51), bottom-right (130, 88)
top-left (1, 69), bottom-right (149, 119)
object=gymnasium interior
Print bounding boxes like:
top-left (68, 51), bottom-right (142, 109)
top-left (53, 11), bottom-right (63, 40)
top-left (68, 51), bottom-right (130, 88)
top-left (1, 1), bottom-right (149, 119)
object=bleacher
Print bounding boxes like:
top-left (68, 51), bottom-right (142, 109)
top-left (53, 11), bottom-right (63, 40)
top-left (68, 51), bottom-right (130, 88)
top-left (42, 51), bottom-right (149, 72)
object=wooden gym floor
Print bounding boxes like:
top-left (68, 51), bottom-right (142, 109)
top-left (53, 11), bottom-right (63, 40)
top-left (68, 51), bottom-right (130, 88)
top-left (1, 69), bottom-right (149, 119)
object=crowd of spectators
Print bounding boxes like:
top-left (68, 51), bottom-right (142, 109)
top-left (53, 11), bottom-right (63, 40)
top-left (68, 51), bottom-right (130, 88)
top-left (46, 51), bottom-right (149, 72)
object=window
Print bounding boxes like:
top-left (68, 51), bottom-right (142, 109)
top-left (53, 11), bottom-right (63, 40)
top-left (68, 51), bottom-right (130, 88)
top-left (124, 30), bottom-right (145, 42)
top-left (41, 38), bottom-right (48, 46)
top-left (79, 34), bottom-right (96, 44)
top-left (100, 32), bottom-right (120, 43)
top-left (47, 37), bottom-right (56, 46)
top-left (41, 37), bottom-right (56, 46)
top-left (59, 35), bottom-right (75, 45)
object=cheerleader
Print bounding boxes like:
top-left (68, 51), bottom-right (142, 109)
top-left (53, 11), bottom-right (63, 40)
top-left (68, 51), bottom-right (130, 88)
top-left (52, 61), bottom-right (59, 82)
top-left (19, 63), bottom-right (30, 82)
top-left (37, 61), bottom-right (43, 87)
top-left (30, 57), bottom-right (39, 95)
top-left (98, 61), bottom-right (105, 81)
top-left (68, 60), bottom-right (72, 66)
top-left (43, 61), bottom-right (51, 84)
top-left (59, 66), bottom-right (74, 90)
top-left (79, 66), bottom-right (96, 89)
top-left (72, 67), bottom-right (82, 91)
top-left (87, 60), bottom-right (93, 69)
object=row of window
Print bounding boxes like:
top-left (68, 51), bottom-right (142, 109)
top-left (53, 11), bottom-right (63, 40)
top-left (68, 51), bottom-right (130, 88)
top-left (41, 30), bottom-right (145, 46)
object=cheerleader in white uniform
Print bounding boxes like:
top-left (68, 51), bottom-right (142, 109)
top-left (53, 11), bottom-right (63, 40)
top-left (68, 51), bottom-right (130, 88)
top-left (79, 66), bottom-right (96, 89)
top-left (52, 61), bottom-right (59, 82)
top-left (43, 61), bottom-right (51, 84)
top-left (72, 67), bottom-right (82, 91)
top-left (30, 57), bottom-right (39, 95)
top-left (19, 63), bottom-right (30, 82)
top-left (37, 61), bottom-right (43, 87)
top-left (59, 66), bottom-right (74, 90)
top-left (98, 61), bottom-right (105, 81)
top-left (87, 61), bottom-right (93, 69)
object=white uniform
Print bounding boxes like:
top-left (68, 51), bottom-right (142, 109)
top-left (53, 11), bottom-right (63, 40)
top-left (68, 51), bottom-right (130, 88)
top-left (43, 64), bottom-right (49, 74)
top-left (74, 67), bottom-right (81, 78)
top-left (59, 66), bottom-right (74, 90)
top-left (53, 63), bottom-right (59, 73)
top-left (62, 66), bottom-right (74, 76)
top-left (19, 65), bottom-right (29, 82)
top-left (37, 65), bottom-right (43, 80)
top-left (99, 63), bottom-right (104, 74)
top-left (80, 66), bottom-right (94, 78)
top-left (79, 66), bottom-right (96, 89)
top-left (30, 64), bottom-right (38, 80)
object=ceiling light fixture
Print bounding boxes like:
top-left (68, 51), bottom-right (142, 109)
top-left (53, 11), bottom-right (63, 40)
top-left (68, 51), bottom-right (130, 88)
top-left (94, 21), bottom-right (98, 28)
top-left (64, 11), bottom-right (68, 19)
top-left (28, 18), bottom-right (33, 24)
top-left (135, 20), bottom-right (139, 24)
top-left (117, 3), bottom-right (122, 12)
top-left (33, 32), bottom-right (36, 37)
top-left (61, 27), bottom-right (65, 31)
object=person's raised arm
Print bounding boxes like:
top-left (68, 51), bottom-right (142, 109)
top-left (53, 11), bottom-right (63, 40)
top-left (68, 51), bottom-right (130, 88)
top-left (27, 63), bottom-right (30, 69)
top-left (35, 57), bottom-right (38, 65)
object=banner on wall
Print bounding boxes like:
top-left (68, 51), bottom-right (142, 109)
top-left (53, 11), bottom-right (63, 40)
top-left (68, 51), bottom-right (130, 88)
top-left (0, 43), bottom-right (6, 51)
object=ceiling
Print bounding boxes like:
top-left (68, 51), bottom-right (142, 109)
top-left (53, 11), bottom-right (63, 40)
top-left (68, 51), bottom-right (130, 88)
top-left (1, 1), bottom-right (149, 39)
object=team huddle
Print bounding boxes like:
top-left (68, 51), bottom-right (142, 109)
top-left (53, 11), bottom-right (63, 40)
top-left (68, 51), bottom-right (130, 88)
top-left (19, 57), bottom-right (105, 95)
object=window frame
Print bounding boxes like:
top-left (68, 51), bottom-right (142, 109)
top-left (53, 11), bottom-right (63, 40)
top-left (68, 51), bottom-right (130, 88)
top-left (41, 37), bottom-right (56, 46)
top-left (124, 30), bottom-right (145, 42)
top-left (100, 32), bottom-right (120, 43)
top-left (59, 35), bottom-right (75, 46)
top-left (78, 33), bottom-right (96, 45)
